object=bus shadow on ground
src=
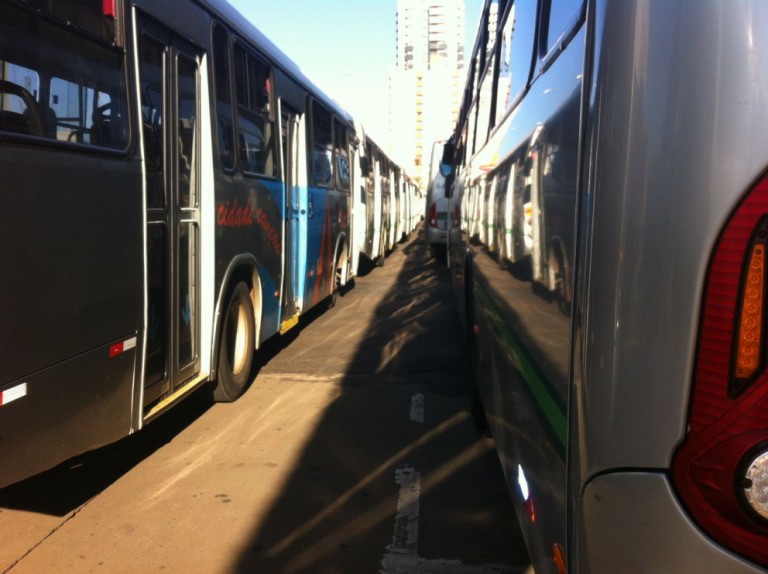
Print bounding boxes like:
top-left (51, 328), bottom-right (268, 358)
top-left (233, 230), bottom-right (529, 573)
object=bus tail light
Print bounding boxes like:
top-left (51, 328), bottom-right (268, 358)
top-left (102, 0), bottom-right (116, 17)
top-left (429, 203), bottom-right (438, 228)
top-left (743, 447), bottom-right (768, 520)
top-left (673, 173), bottom-right (768, 567)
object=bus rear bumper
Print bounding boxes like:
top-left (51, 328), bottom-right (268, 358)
top-left (425, 226), bottom-right (448, 246)
top-left (577, 472), bottom-right (764, 573)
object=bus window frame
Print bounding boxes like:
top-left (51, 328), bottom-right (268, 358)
top-left (333, 117), bottom-right (351, 193)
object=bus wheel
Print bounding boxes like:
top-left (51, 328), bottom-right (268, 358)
top-left (329, 248), bottom-right (349, 308)
top-left (213, 282), bottom-right (255, 402)
top-left (326, 259), bottom-right (341, 310)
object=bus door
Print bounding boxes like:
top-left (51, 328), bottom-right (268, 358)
top-left (137, 17), bottom-right (202, 407)
top-left (372, 156), bottom-right (383, 260)
top-left (281, 110), bottom-right (306, 330)
top-left (350, 136), bottom-right (364, 275)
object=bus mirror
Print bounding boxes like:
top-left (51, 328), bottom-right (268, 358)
top-left (441, 141), bottom-right (454, 165)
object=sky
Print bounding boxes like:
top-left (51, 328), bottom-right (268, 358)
top-left (227, 0), bottom-right (483, 147)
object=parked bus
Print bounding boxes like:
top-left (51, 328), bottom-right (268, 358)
top-left (425, 139), bottom-right (452, 262)
top-left (448, 0), bottom-right (768, 571)
top-left (0, 0), bottom-right (408, 488)
top-left (358, 136), bottom-right (394, 268)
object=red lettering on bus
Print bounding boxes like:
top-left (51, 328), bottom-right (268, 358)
top-left (217, 199), bottom-right (256, 228)
top-left (256, 208), bottom-right (281, 254)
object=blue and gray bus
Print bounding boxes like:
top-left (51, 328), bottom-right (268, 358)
top-left (0, 0), bottom-right (404, 488)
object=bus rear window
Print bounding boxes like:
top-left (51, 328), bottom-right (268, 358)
top-left (0, 2), bottom-right (128, 149)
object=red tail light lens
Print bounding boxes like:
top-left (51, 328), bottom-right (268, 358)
top-left (673, 174), bottom-right (768, 567)
top-left (103, 0), bottom-right (116, 17)
top-left (429, 203), bottom-right (438, 228)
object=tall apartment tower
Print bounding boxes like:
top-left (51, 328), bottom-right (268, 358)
top-left (390, 0), bottom-right (465, 187)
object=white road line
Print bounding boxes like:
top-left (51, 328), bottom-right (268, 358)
top-left (410, 393), bottom-right (424, 423)
top-left (380, 465), bottom-right (522, 574)
top-left (392, 465), bottom-right (420, 555)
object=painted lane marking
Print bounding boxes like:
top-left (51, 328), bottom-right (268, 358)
top-left (410, 393), bottom-right (424, 423)
top-left (390, 465), bottom-right (420, 556)
top-left (380, 464), bottom-right (522, 574)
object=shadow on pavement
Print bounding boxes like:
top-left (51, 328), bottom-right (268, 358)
top-left (234, 230), bottom-right (529, 573)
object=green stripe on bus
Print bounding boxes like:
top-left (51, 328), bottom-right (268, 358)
top-left (475, 282), bottom-right (567, 449)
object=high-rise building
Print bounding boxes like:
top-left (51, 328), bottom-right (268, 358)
top-left (389, 0), bottom-right (465, 187)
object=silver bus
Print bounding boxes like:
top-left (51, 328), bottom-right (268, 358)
top-left (448, 0), bottom-right (768, 571)
top-left (426, 139), bottom-right (453, 262)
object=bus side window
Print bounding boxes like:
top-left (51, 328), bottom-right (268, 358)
top-left (334, 120), bottom-right (350, 191)
top-left (234, 43), bottom-right (276, 178)
top-left (495, 0), bottom-right (537, 123)
top-left (311, 101), bottom-right (333, 187)
top-left (0, 80), bottom-right (42, 136)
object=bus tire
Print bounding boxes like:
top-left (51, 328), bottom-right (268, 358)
top-left (213, 282), bottom-right (255, 403)
top-left (326, 255), bottom-right (342, 310)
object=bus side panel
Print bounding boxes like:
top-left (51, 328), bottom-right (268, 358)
top-left (215, 175), bottom-right (284, 343)
top-left (0, 341), bottom-right (136, 488)
top-left (573, 2), bottom-right (768, 569)
top-left (0, 149), bottom-right (143, 384)
top-left (0, 145), bottom-right (141, 487)
top-left (465, 23), bottom-right (586, 574)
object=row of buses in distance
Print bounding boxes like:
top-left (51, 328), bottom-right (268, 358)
top-left (0, 0), bottom-right (421, 488)
top-left (444, 0), bottom-right (768, 572)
